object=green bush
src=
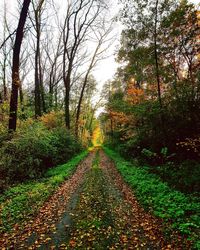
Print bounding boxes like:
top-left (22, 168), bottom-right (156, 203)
top-left (50, 127), bottom-right (82, 164)
top-left (103, 147), bottom-right (200, 248)
top-left (0, 122), bottom-right (82, 190)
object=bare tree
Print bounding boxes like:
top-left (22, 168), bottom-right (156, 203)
top-left (0, 1), bottom-right (11, 102)
top-left (75, 21), bottom-right (113, 137)
top-left (61, 0), bottom-right (105, 130)
top-left (43, 32), bottom-right (63, 110)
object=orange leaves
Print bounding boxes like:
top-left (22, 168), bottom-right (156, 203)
top-left (109, 111), bottom-right (130, 124)
top-left (127, 88), bottom-right (144, 96)
top-left (126, 82), bottom-right (144, 105)
top-left (108, 109), bottom-right (135, 141)
top-left (40, 111), bottom-right (64, 129)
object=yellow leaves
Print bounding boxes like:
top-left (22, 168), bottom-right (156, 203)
top-left (45, 237), bottom-right (52, 242)
top-left (59, 243), bottom-right (67, 248)
top-left (196, 10), bottom-right (200, 26)
top-left (92, 126), bottom-right (103, 147)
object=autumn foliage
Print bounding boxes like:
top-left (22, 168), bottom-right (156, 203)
top-left (101, 0), bottom-right (200, 196)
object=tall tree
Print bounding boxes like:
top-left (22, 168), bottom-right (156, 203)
top-left (30, 0), bottom-right (46, 117)
top-left (1, 1), bottom-right (8, 101)
top-left (8, 0), bottom-right (31, 131)
top-left (0, 0), bottom-right (12, 102)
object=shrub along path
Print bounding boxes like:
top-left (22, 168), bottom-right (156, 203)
top-left (1, 149), bottom-right (189, 249)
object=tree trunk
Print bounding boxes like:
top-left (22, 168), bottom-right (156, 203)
top-left (8, 0), bottom-right (31, 131)
top-left (39, 48), bottom-right (46, 113)
top-left (75, 77), bottom-right (88, 137)
top-left (35, 15), bottom-right (42, 117)
top-left (0, 92), bottom-right (3, 104)
top-left (154, 0), bottom-right (162, 108)
top-left (64, 72), bottom-right (71, 130)
top-left (154, 0), bottom-right (167, 146)
top-left (49, 82), bottom-right (53, 110)
top-left (3, 56), bottom-right (8, 101)
top-left (19, 85), bottom-right (25, 119)
top-left (2, 1), bottom-right (8, 102)
top-left (35, 52), bottom-right (42, 117)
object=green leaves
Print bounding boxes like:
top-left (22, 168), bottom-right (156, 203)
top-left (104, 147), bottom-right (200, 247)
top-left (0, 122), bottom-right (83, 190)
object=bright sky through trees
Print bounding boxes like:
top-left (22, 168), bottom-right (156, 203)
top-left (0, 0), bottom-right (198, 87)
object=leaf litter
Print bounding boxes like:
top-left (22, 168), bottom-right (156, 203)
top-left (0, 149), bottom-right (190, 249)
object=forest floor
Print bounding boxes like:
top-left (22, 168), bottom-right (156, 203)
top-left (1, 149), bottom-right (188, 249)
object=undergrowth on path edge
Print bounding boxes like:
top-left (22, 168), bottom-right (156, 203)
top-left (0, 150), bottom-right (88, 233)
top-left (103, 147), bottom-right (200, 250)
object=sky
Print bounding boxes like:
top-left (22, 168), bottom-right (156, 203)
top-left (93, 1), bottom-right (121, 86)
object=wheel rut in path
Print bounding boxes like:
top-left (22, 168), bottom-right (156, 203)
top-left (2, 149), bottom-right (186, 249)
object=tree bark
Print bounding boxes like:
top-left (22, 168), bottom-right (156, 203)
top-left (33, 0), bottom-right (46, 117)
top-left (64, 71), bottom-right (71, 130)
top-left (154, 0), bottom-right (162, 108)
top-left (2, 1), bottom-right (8, 101)
top-left (35, 26), bottom-right (42, 117)
top-left (8, 0), bottom-right (31, 131)
top-left (75, 68), bottom-right (92, 137)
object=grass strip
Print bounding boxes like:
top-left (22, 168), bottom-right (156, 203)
top-left (103, 147), bottom-right (200, 249)
top-left (0, 150), bottom-right (88, 233)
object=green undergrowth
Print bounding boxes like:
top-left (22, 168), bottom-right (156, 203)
top-left (0, 150), bottom-right (88, 234)
top-left (103, 147), bottom-right (200, 249)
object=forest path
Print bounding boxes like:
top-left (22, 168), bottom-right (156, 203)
top-left (3, 149), bottom-right (181, 249)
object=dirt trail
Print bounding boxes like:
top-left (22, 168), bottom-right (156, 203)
top-left (2, 149), bottom-right (185, 249)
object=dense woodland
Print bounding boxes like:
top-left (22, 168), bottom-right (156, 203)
top-left (0, 0), bottom-right (200, 248)
top-left (101, 0), bottom-right (200, 193)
